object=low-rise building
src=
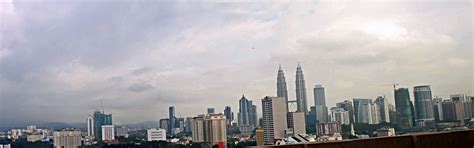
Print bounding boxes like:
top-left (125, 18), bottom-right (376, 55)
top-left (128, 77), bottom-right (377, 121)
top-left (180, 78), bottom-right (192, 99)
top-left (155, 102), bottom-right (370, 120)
top-left (147, 128), bottom-right (166, 141)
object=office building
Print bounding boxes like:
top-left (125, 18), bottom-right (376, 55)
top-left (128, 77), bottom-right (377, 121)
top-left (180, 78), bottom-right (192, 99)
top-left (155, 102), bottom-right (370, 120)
top-left (414, 85), bottom-right (435, 127)
top-left (53, 129), bottom-right (82, 148)
top-left (336, 100), bottom-right (355, 124)
top-left (353, 98), bottom-right (373, 124)
top-left (238, 95), bottom-right (258, 132)
top-left (330, 107), bottom-right (350, 125)
top-left (442, 100), bottom-right (465, 125)
top-left (89, 111), bottom-right (112, 140)
top-left (295, 63), bottom-right (308, 114)
top-left (433, 97), bottom-right (444, 121)
top-left (371, 102), bottom-right (381, 124)
top-left (276, 65), bottom-right (289, 109)
top-left (394, 88), bottom-right (415, 128)
top-left (314, 84), bottom-right (328, 123)
top-left (224, 106), bottom-right (233, 123)
top-left (316, 122), bottom-right (341, 136)
top-left (306, 106), bottom-right (317, 126)
top-left (191, 114), bottom-right (227, 146)
top-left (169, 106), bottom-right (176, 134)
top-left (287, 112), bottom-right (306, 135)
top-left (374, 96), bottom-right (390, 123)
top-left (101, 125), bottom-right (115, 141)
top-left (147, 128), bottom-right (166, 141)
top-left (159, 118), bottom-right (169, 132)
top-left (451, 94), bottom-right (472, 119)
top-left (86, 115), bottom-right (94, 138)
top-left (262, 96), bottom-right (288, 145)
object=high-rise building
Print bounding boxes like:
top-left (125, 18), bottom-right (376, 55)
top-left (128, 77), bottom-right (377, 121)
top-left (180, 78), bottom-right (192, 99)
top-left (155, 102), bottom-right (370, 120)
top-left (388, 104), bottom-right (397, 125)
top-left (295, 63), bottom-right (308, 114)
top-left (262, 96), bottom-right (288, 145)
top-left (313, 84), bottom-right (326, 106)
top-left (433, 97), bottom-right (444, 121)
top-left (191, 114), bottom-right (227, 146)
top-left (330, 107), bottom-right (350, 125)
top-left (336, 100), bottom-right (355, 124)
top-left (277, 65), bottom-right (289, 109)
top-left (315, 122), bottom-right (341, 136)
top-left (442, 100), bottom-right (465, 125)
top-left (394, 88), bottom-right (415, 128)
top-left (86, 115), bottom-right (94, 138)
top-left (287, 112), bottom-right (306, 135)
top-left (159, 118), bottom-right (169, 132)
top-left (224, 106), bottom-right (233, 123)
top-left (256, 128), bottom-right (264, 146)
top-left (374, 96), bottom-right (390, 123)
top-left (313, 85), bottom-right (328, 123)
top-left (238, 95), bottom-right (257, 128)
top-left (53, 129), bottom-right (82, 148)
top-left (207, 108), bottom-right (215, 114)
top-left (306, 106), bottom-right (317, 126)
top-left (370, 102), bottom-right (380, 124)
top-left (451, 94), bottom-right (472, 119)
top-left (353, 98), bottom-right (373, 124)
top-left (184, 117), bottom-right (193, 133)
top-left (414, 85), bottom-right (435, 127)
top-left (101, 125), bottom-right (115, 141)
top-left (169, 106), bottom-right (176, 134)
top-left (91, 111), bottom-right (112, 141)
top-left (147, 128), bottom-right (166, 141)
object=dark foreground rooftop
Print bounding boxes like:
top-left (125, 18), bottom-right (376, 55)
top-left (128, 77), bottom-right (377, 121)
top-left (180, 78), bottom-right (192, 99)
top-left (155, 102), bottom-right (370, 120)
top-left (255, 130), bottom-right (474, 148)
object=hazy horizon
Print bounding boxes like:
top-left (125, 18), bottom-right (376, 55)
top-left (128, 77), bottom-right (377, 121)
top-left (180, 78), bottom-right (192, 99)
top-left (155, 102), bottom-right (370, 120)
top-left (0, 0), bottom-right (472, 125)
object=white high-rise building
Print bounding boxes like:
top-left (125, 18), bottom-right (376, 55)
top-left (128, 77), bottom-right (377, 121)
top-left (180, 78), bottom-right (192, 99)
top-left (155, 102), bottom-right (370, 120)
top-left (147, 128), bottom-right (166, 141)
top-left (330, 107), bottom-right (350, 125)
top-left (53, 129), bottom-right (82, 148)
top-left (287, 112), bottom-right (306, 135)
top-left (86, 115), bottom-right (94, 138)
top-left (370, 103), bottom-right (380, 124)
top-left (262, 96), bottom-right (288, 145)
top-left (374, 96), bottom-right (390, 123)
top-left (101, 125), bottom-right (115, 141)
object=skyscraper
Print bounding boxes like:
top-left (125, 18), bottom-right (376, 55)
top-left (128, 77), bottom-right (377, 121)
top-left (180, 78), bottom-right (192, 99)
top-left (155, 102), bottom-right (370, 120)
top-left (169, 106), bottom-right (175, 134)
top-left (313, 84), bottom-right (328, 123)
top-left (414, 85), bottom-right (435, 127)
top-left (224, 106), bottom-right (233, 123)
top-left (295, 63), bottom-right (308, 114)
top-left (442, 100), bottom-right (465, 125)
top-left (433, 97), bottom-right (444, 121)
top-left (92, 111), bottom-right (112, 141)
top-left (374, 96), bottom-right (390, 123)
top-left (353, 98), bottom-right (372, 124)
top-left (394, 88), bottom-right (415, 128)
top-left (238, 95), bottom-right (257, 133)
top-left (86, 115), bottom-right (94, 138)
top-left (262, 96), bottom-right (288, 145)
top-left (276, 65), bottom-right (289, 108)
top-left (336, 100), bottom-right (355, 124)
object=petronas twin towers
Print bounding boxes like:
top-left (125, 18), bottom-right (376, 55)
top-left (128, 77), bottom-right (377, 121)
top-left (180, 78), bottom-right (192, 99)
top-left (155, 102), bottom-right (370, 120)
top-left (276, 63), bottom-right (308, 114)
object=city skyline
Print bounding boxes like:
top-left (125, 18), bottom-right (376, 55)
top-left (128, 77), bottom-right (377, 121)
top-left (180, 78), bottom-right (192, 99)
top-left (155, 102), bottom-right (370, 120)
top-left (0, 0), bottom-right (472, 125)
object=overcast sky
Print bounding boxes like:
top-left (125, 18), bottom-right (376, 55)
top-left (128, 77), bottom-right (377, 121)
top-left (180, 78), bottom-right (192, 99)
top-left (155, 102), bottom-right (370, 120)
top-left (0, 0), bottom-right (472, 125)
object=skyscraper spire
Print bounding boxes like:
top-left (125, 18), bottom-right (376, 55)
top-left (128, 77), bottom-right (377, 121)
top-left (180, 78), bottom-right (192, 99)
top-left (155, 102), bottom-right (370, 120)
top-left (295, 63), bottom-right (308, 114)
top-left (277, 65), bottom-right (289, 110)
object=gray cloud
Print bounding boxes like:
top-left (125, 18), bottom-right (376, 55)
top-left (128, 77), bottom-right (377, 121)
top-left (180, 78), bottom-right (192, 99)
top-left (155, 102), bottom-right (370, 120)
top-left (0, 0), bottom-right (472, 124)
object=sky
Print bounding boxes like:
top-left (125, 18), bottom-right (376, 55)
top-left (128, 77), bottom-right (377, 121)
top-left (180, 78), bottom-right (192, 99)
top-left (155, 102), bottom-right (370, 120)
top-left (0, 0), bottom-right (472, 125)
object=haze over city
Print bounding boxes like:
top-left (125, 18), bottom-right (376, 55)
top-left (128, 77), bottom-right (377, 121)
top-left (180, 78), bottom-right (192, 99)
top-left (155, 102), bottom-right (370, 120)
top-left (0, 0), bottom-right (472, 126)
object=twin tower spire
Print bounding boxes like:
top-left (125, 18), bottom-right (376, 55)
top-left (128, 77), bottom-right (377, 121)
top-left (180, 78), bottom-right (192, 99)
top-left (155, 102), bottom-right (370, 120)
top-left (276, 63), bottom-right (308, 114)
